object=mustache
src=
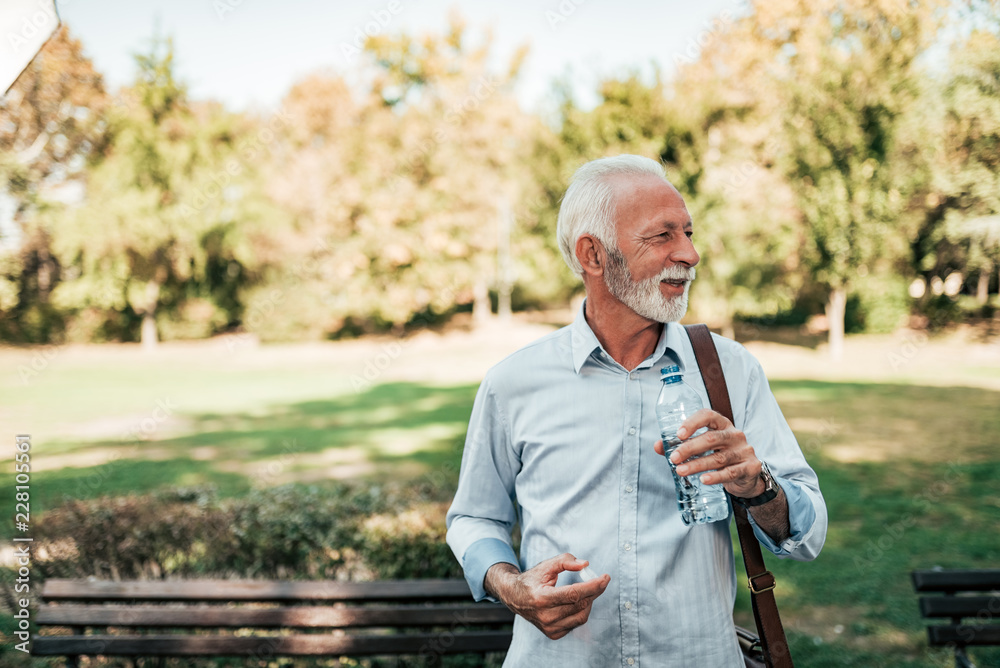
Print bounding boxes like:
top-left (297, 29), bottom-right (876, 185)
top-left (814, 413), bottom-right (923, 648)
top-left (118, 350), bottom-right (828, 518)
top-left (653, 265), bottom-right (696, 282)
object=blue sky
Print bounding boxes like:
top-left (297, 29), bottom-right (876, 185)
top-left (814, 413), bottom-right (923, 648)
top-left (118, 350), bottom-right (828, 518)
top-left (56, 0), bottom-right (742, 113)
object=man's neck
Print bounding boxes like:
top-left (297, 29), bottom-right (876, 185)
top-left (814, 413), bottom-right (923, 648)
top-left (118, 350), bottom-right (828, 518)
top-left (584, 297), bottom-right (663, 372)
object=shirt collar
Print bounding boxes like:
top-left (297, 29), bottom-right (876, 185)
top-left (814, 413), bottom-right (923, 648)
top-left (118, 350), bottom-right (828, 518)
top-left (570, 299), bottom-right (685, 374)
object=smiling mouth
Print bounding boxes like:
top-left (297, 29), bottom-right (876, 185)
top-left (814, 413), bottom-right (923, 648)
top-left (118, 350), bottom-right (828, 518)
top-left (661, 279), bottom-right (687, 287)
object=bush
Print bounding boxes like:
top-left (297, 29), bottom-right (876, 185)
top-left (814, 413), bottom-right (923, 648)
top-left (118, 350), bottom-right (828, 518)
top-left (3, 483), bottom-right (483, 667)
top-left (848, 274), bottom-right (911, 334)
top-left (29, 482), bottom-right (460, 582)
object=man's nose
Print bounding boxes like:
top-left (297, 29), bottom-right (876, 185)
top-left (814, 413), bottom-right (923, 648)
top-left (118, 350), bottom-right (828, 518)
top-left (670, 236), bottom-right (700, 268)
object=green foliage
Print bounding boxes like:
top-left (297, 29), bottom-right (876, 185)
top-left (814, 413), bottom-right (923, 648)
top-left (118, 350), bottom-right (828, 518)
top-left (43, 36), bottom-right (278, 345)
top-left (4, 9), bottom-right (1000, 342)
top-left (0, 26), bottom-right (108, 343)
top-left (846, 273), bottom-right (910, 334)
top-left (255, 18), bottom-right (545, 339)
top-left (32, 482), bottom-right (460, 581)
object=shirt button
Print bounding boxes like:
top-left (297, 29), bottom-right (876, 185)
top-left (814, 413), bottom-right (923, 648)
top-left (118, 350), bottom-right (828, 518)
top-left (624, 601), bottom-right (632, 610)
top-left (628, 427), bottom-right (636, 435)
top-left (625, 484), bottom-right (633, 493)
top-left (623, 542), bottom-right (631, 551)
top-left (626, 658), bottom-right (635, 666)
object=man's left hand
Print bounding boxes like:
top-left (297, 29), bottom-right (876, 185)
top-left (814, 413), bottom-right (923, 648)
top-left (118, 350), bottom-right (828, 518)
top-left (653, 408), bottom-right (764, 498)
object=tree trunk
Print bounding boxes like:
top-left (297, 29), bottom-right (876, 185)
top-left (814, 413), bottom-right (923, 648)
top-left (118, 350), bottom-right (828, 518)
top-left (497, 288), bottom-right (511, 322)
top-left (496, 196), bottom-right (513, 323)
top-left (977, 264), bottom-right (991, 305)
top-left (141, 311), bottom-right (158, 350)
top-left (826, 286), bottom-right (847, 361)
top-left (140, 280), bottom-right (160, 350)
top-left (472, 278), bottom-right (492, 328)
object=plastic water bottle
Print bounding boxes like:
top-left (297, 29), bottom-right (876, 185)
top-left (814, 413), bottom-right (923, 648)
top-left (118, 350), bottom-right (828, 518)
top-left (655, 365), bottom-right (730, 525)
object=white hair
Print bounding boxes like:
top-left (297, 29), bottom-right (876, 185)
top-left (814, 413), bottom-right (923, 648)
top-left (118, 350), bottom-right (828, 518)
top-left (556, 154), bottom-right (670, 276)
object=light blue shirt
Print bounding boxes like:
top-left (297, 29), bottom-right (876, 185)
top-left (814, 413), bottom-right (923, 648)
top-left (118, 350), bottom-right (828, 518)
top-left (446, 303), bottom-right (827, 667)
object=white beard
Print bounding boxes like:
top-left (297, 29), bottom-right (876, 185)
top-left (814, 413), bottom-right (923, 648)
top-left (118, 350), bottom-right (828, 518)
top-left (604, 247), bottom-right (695, 323)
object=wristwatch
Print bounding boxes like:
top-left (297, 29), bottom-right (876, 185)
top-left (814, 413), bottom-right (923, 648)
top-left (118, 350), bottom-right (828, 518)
top-left (734, 460), bottom-right (779, 508)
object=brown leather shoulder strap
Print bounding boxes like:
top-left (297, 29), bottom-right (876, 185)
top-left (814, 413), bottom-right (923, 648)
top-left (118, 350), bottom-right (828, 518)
top-left (683, 324), bottom-right (794, 668)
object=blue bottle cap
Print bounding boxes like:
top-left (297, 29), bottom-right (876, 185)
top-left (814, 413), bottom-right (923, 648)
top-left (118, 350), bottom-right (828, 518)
top-left (660, 365), bottom-right (680, 375)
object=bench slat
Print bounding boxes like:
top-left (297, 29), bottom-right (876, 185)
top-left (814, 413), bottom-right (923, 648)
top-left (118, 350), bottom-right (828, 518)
top-left (37, 603), bottom-right (515, 628)
top-left (927, 625), bottom-right (1000, 647)
top-left (40, 579), bottom-right (474, 603)
top-left (919, 596), bottom-right (1000, 619)
top-left (31, 631), bottom-right (514, 657)
top-left (911, 570), bottom-right (1000, 593)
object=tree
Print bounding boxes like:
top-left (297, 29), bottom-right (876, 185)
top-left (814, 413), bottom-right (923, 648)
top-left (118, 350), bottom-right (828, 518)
top-left (47, 36), bottom-right (276, 346)
top-left (0, 25), bottom-right (107, 342)
top-left (736, 0), bottom-right (949, 357)
top-left (258, 14), bottom-right (542, 339)
top-left (943, 29), bottom-right (1000, 306)
top-left (527, 73), bottom-right (675, 307)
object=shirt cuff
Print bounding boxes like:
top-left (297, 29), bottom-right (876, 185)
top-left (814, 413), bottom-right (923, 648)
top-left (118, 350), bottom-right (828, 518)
top-left (746, 476), bottom-right (817, 556)
top-left (461, 537), bottom-right (520, 602)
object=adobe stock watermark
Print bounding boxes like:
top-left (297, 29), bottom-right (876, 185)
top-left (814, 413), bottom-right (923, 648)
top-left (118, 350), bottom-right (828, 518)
top-left (721, 136), bottom-right (781, 196)
top-left (798, 417), bottom-right (839, 456)
top-left (339, 0), bottom-right (405, 64)
top-left (17, 346), bottom-right (58, 385)
top-left (69, 397), bottom-right (178, 500)
top-left (213, 0), bottom-right (245, 21)
top-left (671, 8), bottom-right (736, 68)
top-left (545, 0), bottom-right (589, 31)
top-left (852, 462), bottom-right (964, 574)
top-left (180, 108), bottom-right (291, 219)
top-left (350, 340), bottom-right (408, 393)
top-left (221, 236), bottom-right (334, 352)
top-left (5, 0), bottom-right (69, 54)
top-left (347, 277), bottom-right (467, 392)
top-left (250, 438), bottom-right (299, 487)
top-left (388, 74), bottom-right (499, 189)
top-left (885, 330), bottom-right (929, 371)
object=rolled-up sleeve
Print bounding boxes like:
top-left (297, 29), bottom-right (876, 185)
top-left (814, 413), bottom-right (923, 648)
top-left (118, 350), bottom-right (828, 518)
top-left (446, 379), bottom-right (522, 600)
top-left (740, 358), bottom-right (828, 561)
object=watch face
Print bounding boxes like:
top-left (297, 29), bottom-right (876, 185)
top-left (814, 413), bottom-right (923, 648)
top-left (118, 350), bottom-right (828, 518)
top-left (759, 461), bottom-right (775, 490)
top-left (737, 461), bottom-right (778, 507)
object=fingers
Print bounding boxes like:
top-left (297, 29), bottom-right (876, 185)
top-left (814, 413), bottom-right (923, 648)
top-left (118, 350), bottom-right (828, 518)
top-left (511, 556), bottom-right (610, 639)
top-left (664, 411), bottom-right (762, 492)
top-left (542, 596), bottom-right (598, 639)
top-left (538, 572), bottom-right (609, 607)
top-left (669, 415), bottom-right (738, 467)
top-left (700, 458), bottom-right (761, 487)
top-left (653, 439), bottom-right (665, 456)
top-left (676, 408), bottom-right (731, 441)
top-left (533, 578), bottom-right (608, 639)
top-left (531, 553), bottom-right (585, 587)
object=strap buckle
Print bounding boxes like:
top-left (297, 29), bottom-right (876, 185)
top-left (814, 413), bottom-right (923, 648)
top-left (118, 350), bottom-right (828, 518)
top-left (748, 570), bottom-right (776, 594)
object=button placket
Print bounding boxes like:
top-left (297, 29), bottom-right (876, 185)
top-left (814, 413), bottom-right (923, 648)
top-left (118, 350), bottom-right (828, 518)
top-left (618, 369), bottom-right (641, 665)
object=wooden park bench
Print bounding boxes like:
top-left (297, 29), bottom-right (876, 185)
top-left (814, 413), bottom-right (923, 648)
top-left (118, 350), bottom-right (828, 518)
top-left (912, 569), bottom-right (1000, 668)
top-left (33, 578), bottom-right (514, 667)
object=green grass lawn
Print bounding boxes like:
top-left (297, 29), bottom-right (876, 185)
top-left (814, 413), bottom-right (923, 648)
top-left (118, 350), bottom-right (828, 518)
top-left (2, 343), bottom-right (999, 667)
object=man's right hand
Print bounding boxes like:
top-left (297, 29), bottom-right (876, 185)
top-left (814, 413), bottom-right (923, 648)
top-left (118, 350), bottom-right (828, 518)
top-left (484, 553), bottom-right (610, 640)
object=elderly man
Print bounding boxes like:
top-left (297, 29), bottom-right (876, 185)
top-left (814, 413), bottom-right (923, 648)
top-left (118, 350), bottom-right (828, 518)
top-left (446, 155), bottom-right (827, 666)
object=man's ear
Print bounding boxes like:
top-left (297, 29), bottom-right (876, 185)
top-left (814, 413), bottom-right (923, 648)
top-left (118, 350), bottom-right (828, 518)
top-left (576, 234), bottom-right (604, 276)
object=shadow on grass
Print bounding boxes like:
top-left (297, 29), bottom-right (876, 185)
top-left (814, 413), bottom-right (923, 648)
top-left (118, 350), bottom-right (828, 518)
top-left (23, 378), bottom-right (1000, 666)
top-left (36, 382), bottom-right (479, 510)
top-left (733, 381), bottom-right (1000, 667)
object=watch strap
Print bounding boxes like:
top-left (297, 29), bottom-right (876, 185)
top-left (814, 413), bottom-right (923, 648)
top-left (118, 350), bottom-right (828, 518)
top-left (735, 462), bottom-right (779, 507)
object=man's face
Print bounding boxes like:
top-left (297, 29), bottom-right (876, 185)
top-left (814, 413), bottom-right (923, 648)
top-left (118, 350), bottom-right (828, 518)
top-left (601, 175), bottom-right (700, 323)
